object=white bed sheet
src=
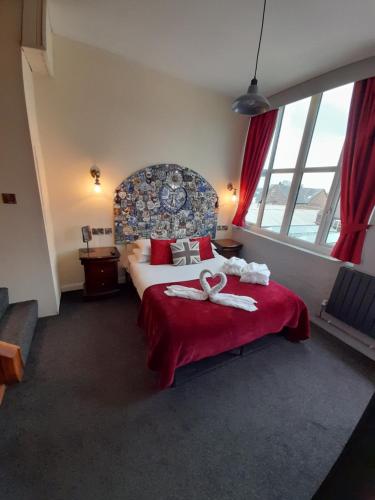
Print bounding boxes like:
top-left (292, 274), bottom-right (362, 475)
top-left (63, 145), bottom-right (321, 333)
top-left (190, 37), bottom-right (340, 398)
top-left (128, 254), bottom-right (227, 298)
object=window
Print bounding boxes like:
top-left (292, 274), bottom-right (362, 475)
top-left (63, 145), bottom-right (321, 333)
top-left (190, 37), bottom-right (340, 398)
top-left (288, 171), bottom-right (335, 243)
top-left (326, 198), bottom-right (341, 247)
top-left (245, 82), bottom-right (353, 254)
top-left (261, 172), bottom-right (293, 233)
top-left (272, 97), bottom-right (310, 170)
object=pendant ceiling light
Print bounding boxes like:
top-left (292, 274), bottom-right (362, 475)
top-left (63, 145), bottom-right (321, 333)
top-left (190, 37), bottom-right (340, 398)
top-left (232, 0), bottom-right (270, 116)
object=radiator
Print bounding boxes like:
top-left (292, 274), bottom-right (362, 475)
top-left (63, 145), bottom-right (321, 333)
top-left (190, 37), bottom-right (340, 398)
top-left (326, 267), bottom-right (375, 338)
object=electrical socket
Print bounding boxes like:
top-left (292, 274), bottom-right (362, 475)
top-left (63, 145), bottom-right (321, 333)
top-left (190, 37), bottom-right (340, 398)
top-left (92, 227), bottom-right (112, 235)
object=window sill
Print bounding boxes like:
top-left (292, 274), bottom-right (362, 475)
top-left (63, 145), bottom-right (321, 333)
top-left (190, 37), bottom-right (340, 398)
top-left (234, 224), bottom-right (342, 262)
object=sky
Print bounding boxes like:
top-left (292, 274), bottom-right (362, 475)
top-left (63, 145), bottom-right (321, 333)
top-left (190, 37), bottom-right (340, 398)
top-left (264, 82), bottom-right (354, 191)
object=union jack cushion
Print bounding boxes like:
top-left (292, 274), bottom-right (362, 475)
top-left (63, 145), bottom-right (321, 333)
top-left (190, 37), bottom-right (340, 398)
top-left (170, 240), bottom-right (201, 266)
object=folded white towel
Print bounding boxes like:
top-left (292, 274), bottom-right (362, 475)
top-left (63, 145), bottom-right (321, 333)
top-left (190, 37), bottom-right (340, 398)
top-left (222, 257), bottom-right (247, 276)
top-left (164, 269), bottom-right (257, 312)
top-left (209, 292), bottom-right (257, 312)
top-left (165, 285), bottom-right (207, 301)
top-left (223, 257), bottom-right (271, 285)
top-left (240, 262), bottom-right (270, 286)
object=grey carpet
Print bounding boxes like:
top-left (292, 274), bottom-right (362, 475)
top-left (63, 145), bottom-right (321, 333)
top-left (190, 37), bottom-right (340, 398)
top-left (1, 287), bottom-right (374, 500)
top-left (0, 288), bottom-right (9, 319)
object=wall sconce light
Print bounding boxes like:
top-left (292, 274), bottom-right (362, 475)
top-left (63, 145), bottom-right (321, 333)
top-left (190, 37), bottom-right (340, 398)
top-left (90, 166), bottom-right (101, 193)
top-left (227, 182), bottom-right (238, 203)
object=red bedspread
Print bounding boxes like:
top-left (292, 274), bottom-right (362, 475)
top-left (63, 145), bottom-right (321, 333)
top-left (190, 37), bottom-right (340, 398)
top-left (138, 275), bottom-right (310, 388)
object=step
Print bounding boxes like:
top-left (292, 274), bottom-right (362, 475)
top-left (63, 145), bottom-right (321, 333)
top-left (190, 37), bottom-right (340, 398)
top-left (0, 300), bottom-right (38, 363)
top-left (0, 288), bottom-right (9, 322)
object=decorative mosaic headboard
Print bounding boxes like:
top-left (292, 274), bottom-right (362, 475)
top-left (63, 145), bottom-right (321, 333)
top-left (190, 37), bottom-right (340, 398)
top-left (114, 164), bottom-right (218, 243)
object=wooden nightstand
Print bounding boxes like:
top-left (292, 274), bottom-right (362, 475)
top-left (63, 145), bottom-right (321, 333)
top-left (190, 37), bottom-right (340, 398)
top-left (79, 246), bottom-right (120, 298)
top-left (213, 239), bottom-right (243, 259)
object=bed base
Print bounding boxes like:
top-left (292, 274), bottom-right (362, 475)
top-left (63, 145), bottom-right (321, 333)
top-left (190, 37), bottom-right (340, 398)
top-left (171, 333), bottom-right (280, 388)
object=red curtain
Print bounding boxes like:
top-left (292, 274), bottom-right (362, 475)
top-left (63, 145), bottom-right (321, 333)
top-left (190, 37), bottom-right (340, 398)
top-left (331, 77), bottom-right (375, 264)
top-left (232, 110), bottom-right (278, 227)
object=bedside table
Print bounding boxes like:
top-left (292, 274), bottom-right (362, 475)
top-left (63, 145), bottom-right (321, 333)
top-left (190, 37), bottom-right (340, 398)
top-left (79, 246), bottom-right (120, 298)
top-left (213, 239), bottom-right (243, 259)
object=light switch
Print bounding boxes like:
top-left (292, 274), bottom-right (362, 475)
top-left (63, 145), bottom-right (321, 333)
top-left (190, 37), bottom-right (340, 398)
top-left (2, 193), bottom-right (17, 204)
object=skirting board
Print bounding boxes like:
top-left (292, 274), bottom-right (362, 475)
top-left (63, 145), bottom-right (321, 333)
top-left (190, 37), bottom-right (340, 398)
top-left (311, 315), bottom-right (375, 362)
top-left (61, 275), bottom-right (126, 293)
top-left (60, 282), bottom-right (83, 293)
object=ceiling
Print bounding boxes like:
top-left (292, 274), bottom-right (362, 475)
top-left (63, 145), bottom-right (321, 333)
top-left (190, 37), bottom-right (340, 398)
top-left (49, 0), bottom-right (375, 97)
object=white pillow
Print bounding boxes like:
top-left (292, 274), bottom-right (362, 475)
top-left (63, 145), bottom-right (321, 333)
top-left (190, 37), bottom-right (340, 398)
top-left (134, 239), bottom-right (151, 256)
top-left (133, 247), bottom-right (149, 263)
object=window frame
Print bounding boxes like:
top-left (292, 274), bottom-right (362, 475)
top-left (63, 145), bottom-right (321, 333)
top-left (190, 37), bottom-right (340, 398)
top-left (245, 89), bottom-right (348, 255)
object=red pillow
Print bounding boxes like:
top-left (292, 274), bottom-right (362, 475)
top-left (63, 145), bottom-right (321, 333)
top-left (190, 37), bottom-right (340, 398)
top-left (190, 235), bottom-right (214, 261)
top-left (150, 238), bottom-right (176, 265)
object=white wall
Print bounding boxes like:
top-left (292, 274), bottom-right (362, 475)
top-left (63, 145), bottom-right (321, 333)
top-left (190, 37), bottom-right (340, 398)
top-left (31, 35), bottom-right (247, 289)
top-left (0, 0), bottom-right (59, 317)
top-left (355, 229), bottom-right (375, 276)
top-left (22, 52), bottom-right (61, 307)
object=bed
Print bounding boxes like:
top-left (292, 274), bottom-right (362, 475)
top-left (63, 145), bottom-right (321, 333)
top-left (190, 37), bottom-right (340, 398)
top-left (117, 164), bottom-right (309, 387)
top-left (129, 253), bottom-right (310, 388)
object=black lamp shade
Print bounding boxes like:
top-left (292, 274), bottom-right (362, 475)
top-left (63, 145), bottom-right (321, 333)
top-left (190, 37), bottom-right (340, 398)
top-left (232, 79), bottom-right (271, 116)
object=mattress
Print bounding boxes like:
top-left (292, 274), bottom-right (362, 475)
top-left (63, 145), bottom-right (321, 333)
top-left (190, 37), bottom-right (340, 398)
top-left (128, 253), bottom-right (227, 298)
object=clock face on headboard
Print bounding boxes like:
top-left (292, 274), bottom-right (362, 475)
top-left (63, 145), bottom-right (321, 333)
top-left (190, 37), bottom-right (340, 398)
top-left (159, 185), bottom-right (187, 213)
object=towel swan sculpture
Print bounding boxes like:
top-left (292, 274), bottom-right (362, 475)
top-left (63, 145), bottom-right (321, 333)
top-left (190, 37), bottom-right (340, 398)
top-left (164, 270), bottom-right (257, 312)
